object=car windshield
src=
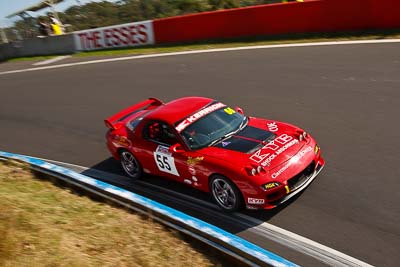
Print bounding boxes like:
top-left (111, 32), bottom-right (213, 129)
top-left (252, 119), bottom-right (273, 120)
top-left (179, 107), bottom-right (247, 150)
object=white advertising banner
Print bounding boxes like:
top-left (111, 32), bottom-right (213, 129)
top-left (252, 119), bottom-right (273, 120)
top-left (73, 20), bottom-right (154, 51)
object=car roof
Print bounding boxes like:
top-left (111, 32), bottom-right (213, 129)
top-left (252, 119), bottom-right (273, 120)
top-left (147, 96), bottom-right (214, 126)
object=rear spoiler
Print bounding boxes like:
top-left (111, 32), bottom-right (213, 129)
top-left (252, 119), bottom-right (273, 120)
top-left (104, 97), bottom-right (163, 130)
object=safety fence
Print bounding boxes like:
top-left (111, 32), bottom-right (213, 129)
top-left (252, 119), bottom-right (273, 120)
top-left (0, 151), bottom-right (297, 267)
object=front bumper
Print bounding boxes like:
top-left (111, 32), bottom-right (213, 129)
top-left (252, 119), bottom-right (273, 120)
top-left (246, 156), bottom-right (325, 210)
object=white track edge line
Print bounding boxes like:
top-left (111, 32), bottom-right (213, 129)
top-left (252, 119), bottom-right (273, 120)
top-left (32, 55), bottom-right (71, 66)
top-left (1, 39), bottom-right (400, 75)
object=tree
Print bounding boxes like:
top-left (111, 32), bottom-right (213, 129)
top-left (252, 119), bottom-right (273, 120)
top-left (6, 0), bottom-right (288, 35)
top-left (209, 0), bottom-right (241, 10)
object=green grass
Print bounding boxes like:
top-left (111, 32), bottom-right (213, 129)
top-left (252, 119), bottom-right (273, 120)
top-left (7, 55), bottom-right (63, 62)
top-left (0, 160), bottom-right (224, 267)
top-left (6, 28), bottom-right (400, 62)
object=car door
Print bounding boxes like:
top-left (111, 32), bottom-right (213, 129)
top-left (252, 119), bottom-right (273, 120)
top-left (134, 119), bottom-right (208, 188)
top-left (134, 120), bottom-right (185, 182)
top-left (153, 123), bottom-right (209, 189)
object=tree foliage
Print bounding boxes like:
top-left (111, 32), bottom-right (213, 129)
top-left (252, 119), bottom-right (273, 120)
top-left (4, 0), bottom-right (284, 40)
top-left (62, 0), bottom-right (283, 31)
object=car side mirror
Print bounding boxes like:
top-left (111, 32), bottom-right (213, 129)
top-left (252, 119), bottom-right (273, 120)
top-left (169, 143), bottom-right (185, 153)
top-left (235, 106), bottom-right (244, 114)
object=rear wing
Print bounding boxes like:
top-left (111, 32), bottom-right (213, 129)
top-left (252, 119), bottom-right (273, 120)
top-left (104, 97), bottom-right (163, 130)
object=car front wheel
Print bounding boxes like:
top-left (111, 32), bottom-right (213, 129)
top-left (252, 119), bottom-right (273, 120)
top-left (210, 175), bottom-right (243, 212)
top-left (120, 150), bottom-right (142, 180)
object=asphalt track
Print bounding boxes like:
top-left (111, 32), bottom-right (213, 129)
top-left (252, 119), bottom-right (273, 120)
top-left (1, 42), bottom-right (399, 266)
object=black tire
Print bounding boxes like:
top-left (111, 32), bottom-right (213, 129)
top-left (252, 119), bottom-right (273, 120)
top-left (209, 175), bottom-right (243, 212)
top-left (119, 150), bottom-right (142, 180)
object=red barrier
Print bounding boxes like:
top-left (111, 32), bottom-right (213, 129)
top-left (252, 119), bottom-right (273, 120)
top-left (368, 0), bottom-right (400, 28)
top-left (153, 0), bottom-right (400, 44)
top-left (322, 0), bottom-right (400, 31)
top-left (153, 1), bottom-right (325, 44)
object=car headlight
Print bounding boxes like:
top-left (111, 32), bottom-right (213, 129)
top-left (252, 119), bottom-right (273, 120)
top-left (257, 166), bottom-right (263, 173)
top-left (298, 131), bottom-right (307, 141)
top-left (248, 165), bottom-right (264, 176)
top-left (263, 182), bottom-right (281, 190)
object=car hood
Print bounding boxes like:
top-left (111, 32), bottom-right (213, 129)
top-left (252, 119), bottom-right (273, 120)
top-left (199, 117), bottom-right (307, 170)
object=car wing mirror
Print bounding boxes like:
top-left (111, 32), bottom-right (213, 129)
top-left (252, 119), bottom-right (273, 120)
top-left (169, 143), bottom-right (185, 153)
top-left (235, 106), bottom-right (244, 114)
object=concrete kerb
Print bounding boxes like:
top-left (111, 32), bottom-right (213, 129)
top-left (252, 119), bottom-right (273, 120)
top-left (0, 151), bottom-right (298, 267)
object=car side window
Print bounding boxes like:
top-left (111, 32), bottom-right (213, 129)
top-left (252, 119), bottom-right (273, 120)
top-left (127, 117), bottom-right (143, 132)
top-left (143, 121), bottom-right (180, 146)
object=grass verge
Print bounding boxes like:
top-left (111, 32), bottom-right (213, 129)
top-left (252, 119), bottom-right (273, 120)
top-left (0, 160), bottom-right (225, 267)
top-left (6, 28), bottom-right (400, 63)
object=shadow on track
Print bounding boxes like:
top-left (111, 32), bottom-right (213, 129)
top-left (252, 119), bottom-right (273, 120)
top-left (81, 157), bottom-right (309, 234)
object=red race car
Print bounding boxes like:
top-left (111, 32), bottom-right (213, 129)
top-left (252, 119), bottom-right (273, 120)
top-left (105, 97), bottom-right (325, 211)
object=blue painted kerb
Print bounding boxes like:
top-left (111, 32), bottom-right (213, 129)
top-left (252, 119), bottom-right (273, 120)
top-left (0, 151), bottom-right (298, 267)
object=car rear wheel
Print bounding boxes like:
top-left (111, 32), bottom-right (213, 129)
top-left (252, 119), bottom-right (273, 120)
top-left (120, 150), bottom-right (142, 180)
top-left (210, 175), bottom-right (243, 212)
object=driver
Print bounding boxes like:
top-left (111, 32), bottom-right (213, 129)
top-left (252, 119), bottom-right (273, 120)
top-left (148, 122), bottom-right (161, 140)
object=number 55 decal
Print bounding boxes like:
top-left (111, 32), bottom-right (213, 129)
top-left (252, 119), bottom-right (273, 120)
top-left (154, 145), bottom-right (180, 176)
top-left (156, 154), bottom-right (171, 170)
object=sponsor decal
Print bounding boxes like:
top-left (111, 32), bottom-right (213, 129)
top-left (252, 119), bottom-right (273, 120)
top-left (191, 176), bottom-right (200, 187)
top-left (294, 146), bottom-right (313, 160)
top-left (223, 107), bottom-right (236, 115)
top-left (221, 141), bottom-right (231, 147)
top-left (271, 146), bottom-right (314, 179)
top-left (176, 102), bottom-right (226, 132)
top-left (271, 163), bottom-right (291, 179)
top-left (188, 166), bottom-right (196, 175)
top-left (156, 145), bottom-right (171, 155)
top-left (267, 122), bottom-right (279, 132)
top-left (186, 156), bottom-right (204, 166)
top-left (74, 20), bottom-right (154, 51)
top-left (264, 182), bottom-right (280, 190)
top-left (113, 136), bottom-right (131, 147)
top-left (250, 134), bottom-right (298, 167)
top-left (248, 198), bottom-right (265, 205)
top-left (287, 145), bottom-right (313, 166)
top-left (154, 145), bottom-right (179, 176)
